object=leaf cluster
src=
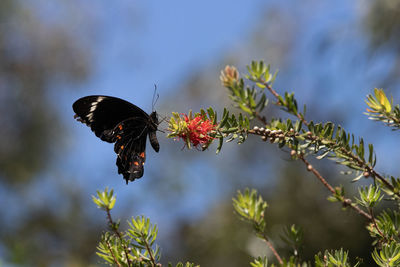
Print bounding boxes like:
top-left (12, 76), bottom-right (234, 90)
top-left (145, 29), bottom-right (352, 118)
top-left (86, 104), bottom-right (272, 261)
top-left (222, 62), bottom-right (272, 119)
top-left (372, 242), bottom-right (400, 267)
top-left (214, 108), bottom-right (250, 153)
top-left (234, 189), bottom-right (360, 267)
top-left (355, 185), bottom-right (383, 208)
top-left (301, 122), bottom-right (376, 181)
top-left (367, 209), bottom-right (400, 245)
top-left (365, 88), bottom-right (400, 130)
top-left (93, 189), bottom-right (198, 267)
top-left (92, 187), bottom-right (116, 211)
top-left (224, 61), bottom-right (378, 181)
top-left (221, 61), bottom-right (400, 266)
top-left (314, 248), bottom-right (361, 267)
top-left (233, 188), bottom-right (267, 235)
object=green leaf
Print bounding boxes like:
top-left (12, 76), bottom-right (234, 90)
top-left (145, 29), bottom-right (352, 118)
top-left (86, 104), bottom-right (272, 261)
top-left (351, 172), bottom-right (364, 182)
top-left (239, 103), bottom-right (252, 114)
top-left (216, 137), bottom-right (223, 154)
top-left (368, 143), bottom-right (374, 165)
top-left (219, 108), bottom-right (229, 128)
top-left (316, 150), bottom-right (331, 160)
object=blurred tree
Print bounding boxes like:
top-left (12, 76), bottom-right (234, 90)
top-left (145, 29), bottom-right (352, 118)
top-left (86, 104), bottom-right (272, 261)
top-left (0, 1), bottom-right (99, 266)
top-left (365, 0), bottom-right (400, 87)
top-left (0, 0), bottom-right (89, 184)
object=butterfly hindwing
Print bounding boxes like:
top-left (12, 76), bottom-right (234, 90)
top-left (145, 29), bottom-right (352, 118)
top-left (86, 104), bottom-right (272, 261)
top-left (113, 118), bottom-right (148, 183)
top-left (116, 138), bottom-right (147, 183)
top-left (72, 95), bottom-right (159, 183)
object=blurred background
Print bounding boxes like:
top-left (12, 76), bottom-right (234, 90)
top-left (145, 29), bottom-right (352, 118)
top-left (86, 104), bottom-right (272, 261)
top-left (1, 0), bottom-right (400, 266)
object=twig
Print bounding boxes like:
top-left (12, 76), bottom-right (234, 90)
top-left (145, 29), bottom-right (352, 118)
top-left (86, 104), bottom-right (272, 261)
top-left (261, 232), bottom-right (283, 265)
top-left (106, 208), bottom-right (132, 267)
top-left (298, 155), bottom-right (335, 194)
top-left (249, 126), bottom-right (373, 221)
top-left (369, 208), bottom-right (385, 239)
top-left (105, 238), bottom-right (122, 267)
top-left (264, 81), bottom-right (307, 125)
top-left (142, 233), bottom-right (157, 266)
top-left (369, 169), bottom-right (400, 198)
top-left (299, 155), bottom-right (372, 221)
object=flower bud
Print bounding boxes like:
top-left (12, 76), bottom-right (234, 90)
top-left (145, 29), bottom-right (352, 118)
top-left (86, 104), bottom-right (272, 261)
top-left (220, 65), bottom-right (239, 88)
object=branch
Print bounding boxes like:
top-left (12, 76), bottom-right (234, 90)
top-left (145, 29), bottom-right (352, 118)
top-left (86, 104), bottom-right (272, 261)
top-left (299, 155), bottom-right (372, 221)
top-left (261, 232), bottom-right (283, 265)
top-left (369, 207), bottom-right (387, 242)
top-left (260, 79), bottom-right (400, 199)
top-left (264, 81), bottom-right (306, 125)
top-left (105, 238), bottom-right (122, 267)
top-left (142, 233), bottom-right (157, 266)
top-left (248, 123), bottom-right (373, 221)
top-left (106, 208), bottom-right (131, 267)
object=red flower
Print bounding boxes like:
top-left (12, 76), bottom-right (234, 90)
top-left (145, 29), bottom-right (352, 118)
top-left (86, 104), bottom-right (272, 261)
top-left (183, 114), bottom-right (215, 147)
top-left (168, 112), bottom-right (217, 149)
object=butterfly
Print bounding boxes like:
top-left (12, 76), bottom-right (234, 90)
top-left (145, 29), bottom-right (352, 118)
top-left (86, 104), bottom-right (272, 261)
top-left (72, 95), bottom-right (159, 184)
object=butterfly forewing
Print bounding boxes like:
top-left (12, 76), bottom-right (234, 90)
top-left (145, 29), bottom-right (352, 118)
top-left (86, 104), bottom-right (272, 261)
top-left (72, 95), bottom-right (159, 183)
top-left (73, 96), bottom-right (150, 142)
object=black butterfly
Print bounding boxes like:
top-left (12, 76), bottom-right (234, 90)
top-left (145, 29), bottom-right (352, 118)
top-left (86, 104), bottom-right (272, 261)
top-left (72, 95), bottom-right (159, 184)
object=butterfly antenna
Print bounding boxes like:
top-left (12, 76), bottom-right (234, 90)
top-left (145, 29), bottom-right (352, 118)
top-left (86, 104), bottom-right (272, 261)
top-left (152, 84), bottom-right (159, 111)
top-left (157, 114), bottom-right (168, 133)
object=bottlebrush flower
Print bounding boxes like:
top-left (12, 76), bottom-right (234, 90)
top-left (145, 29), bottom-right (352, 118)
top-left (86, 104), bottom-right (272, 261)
top-left (167, 111), bottom-right (217, 150)
top-left (220, 65), bottom-right (239, 88)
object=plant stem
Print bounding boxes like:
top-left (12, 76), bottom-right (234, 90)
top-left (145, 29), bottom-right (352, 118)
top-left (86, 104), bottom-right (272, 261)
top-left (261, 232), bottom-right (283, 265)
top-left (106, 208), bottom-right (132, 267)
top-left (142, 233), bottom-right (157, 266)
top-left (264, 81), bottom-right (306, 125)
top-left (369, 208), bottom-right (385, 238)
top-left (105, 238), bottom-right (122, 267)
top-left (299, 155), bottom-right (372, 220)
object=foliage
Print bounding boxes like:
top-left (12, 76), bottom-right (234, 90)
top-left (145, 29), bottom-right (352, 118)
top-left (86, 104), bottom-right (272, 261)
top-left (365, 88), bottom-right (400, 130)
top-left (93, 188), bottom-right (198, 267)
top-left (0, 1), bottom-right (94, 266)
top-left (314, 248), bottom-right (361, 267)
top-left (100, 60), bottom-right (400, 266)
top-left (217, 61), bottom-right (400, 265)
top-left (233, 188), bottom-right (268, 236)
top-left (372, 242), bottom-right (400, 267)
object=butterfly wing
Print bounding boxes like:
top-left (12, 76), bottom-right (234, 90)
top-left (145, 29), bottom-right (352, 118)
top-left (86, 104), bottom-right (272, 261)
top-left (113, 118), bottom-right (149, 183)
top-left (72, 95), bottom-right (149, 142)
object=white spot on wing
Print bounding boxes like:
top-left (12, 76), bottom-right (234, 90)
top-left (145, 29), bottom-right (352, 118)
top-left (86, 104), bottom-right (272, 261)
top-left (86, 96), bottom-right (106, 122)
